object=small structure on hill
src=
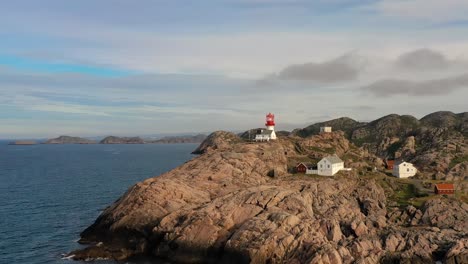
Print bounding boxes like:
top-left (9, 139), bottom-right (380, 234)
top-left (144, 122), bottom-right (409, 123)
top-left (385, 159), bottom-right (395, 170)
top-left (392, 161), bottom-right (417, 178)
top-left (255, 113), bottom-right (277, 142)
top-left (295, 163), bottom-right (317, 174)
top-left (320, 126), bottom-right (332, 133)
top-left (317, 155), bottom-right (344, 176)
top-left (434, 183), bottom-right (455, 195)
top-left (296, 163), bottom-right (308, 173)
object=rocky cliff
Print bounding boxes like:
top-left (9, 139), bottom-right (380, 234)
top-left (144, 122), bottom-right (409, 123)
top-left (69, 131), bottom-right (467, 263)
top-left (100, 136), bottom-right (145, 144)
top-left (45, 135), bottom-right (96, 144)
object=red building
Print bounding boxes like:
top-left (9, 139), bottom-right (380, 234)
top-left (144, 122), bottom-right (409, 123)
top-left (434, 183), bottom-right (455, 195)
top-left (296, 163), bottom-right (308, 174)
top-left (385, 160), bottom-right (395, 170)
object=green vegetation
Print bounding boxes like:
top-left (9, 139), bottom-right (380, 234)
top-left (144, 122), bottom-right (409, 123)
top-left (392, 183), bottom-right (418, 206)
top-left (386, 141), bottom-right (403, 158)
top-left (455, 191), bottom-right (468, 203)
top-left (352, 134), bottom-right (376, 147)
top-left (449, 155), bottom-right (468, 169)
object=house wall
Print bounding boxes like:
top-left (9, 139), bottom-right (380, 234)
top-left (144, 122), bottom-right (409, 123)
top-left (255, 135), bottom-right (270, 141)
top-left (296, 164), bottom-right (307, 173)
top-left (318, 159), bottom-right (342, 176)
top-left (392, 162), bottom-right (417, 178)
top-left (434, 188), bottom-right (454, 194)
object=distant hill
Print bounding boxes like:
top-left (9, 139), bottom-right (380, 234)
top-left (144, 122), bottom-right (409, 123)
top-left (292, 117), bottom-right (366, 138)
top-left (100, 136), bottom-right (145, 144)
top-left (293, 111), bottom-right (468, 181)
top-left (45, 136), bottom-right (96, 144)
top-left (148, 134), bottom-right (207, 144)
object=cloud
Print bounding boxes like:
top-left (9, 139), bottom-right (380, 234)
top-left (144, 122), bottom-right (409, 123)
top-left (270, 54), bottom-right (364, 83)
top-left (395, 48), bottom-right (449, 71)
top-left (372, 0), bottom-right (468, 23)
top-left (362, 73), bottom-right (468, 96)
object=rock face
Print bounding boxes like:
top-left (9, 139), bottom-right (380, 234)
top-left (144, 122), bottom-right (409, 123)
top-left (45, 135), bottom-right (96, 144)
top-left (69, 131), bottom-right (467, 263)
top-left (192, 131), bottom-right (242, 154)
top-left (100, 136), bottom-right (145, 144)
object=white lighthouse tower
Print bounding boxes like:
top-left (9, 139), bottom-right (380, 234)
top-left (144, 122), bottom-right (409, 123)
top-left (265, 113), bottom-right (277, 139)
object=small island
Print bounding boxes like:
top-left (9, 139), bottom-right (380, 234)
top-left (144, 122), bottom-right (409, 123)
top-left (44, 136), bottom-right (97, 144)
top-left (8, 140), bottom-right (37, 145)
top-left (148, 134), bottom-right (207, 144)
top-left (100, 136), bottom-right (145, 144)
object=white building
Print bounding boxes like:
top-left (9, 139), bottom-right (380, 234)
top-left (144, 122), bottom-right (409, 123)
top-left (320, 126), bottom-right (332, 133)
top-left (392, 161), bottom-right (417, 178)
top-left (317, 155), bottom-right (344, 176)
top-left (255, 129), bottom-right (275, 142)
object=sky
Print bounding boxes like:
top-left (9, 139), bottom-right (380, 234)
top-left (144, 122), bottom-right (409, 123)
top-left (1, 0), bottom-right (468, 138)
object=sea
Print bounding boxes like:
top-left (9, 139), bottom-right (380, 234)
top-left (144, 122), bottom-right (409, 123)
top-left (0, 140), bottom-right (197, 264)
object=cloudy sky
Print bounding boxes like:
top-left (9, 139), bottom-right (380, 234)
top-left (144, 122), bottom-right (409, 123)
top-left (1, 0), bottom-right (468, 138)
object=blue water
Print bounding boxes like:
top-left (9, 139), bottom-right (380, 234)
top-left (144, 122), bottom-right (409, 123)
top-left (0, 141), bottom-right (197, 263)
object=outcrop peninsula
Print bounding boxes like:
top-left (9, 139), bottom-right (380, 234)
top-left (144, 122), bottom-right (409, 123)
top-left (69, 127), bottom-right (468, 263)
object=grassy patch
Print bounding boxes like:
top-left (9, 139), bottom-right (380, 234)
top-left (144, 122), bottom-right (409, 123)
top-left (449, 155), bottom-right (468, 169)
top-left (392, 183), bottom-right (418, 206)
top-left (308, 146), bottom-right (325, 152)
top-left (455, 192), bottom-right (468, 203)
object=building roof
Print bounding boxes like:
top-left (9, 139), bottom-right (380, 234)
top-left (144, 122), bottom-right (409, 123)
top-left (257, 130), bottom-right (273, 135)
top-left (322, 155), bottom-right (343, 164)
top-left (435, 183), bottom-right (454, 190)
top-left (395, 161), bottom-right (414, 167)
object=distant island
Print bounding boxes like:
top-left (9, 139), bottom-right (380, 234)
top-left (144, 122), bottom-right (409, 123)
top-left (38, 134), bottom-right (208, 145)
top-left (147, 134), bottom-right (207, 144)
top-left (100, 136), bottom-right (145, 144)
top-left (45, 136), bottom-right (96, 144)
top-left (8, 140), bottom-right (37, 145)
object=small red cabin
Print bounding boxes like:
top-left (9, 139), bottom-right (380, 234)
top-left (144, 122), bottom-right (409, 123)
top-left (434, 183), bottom-right (455, 195)
top-left (296, 163), bottom-right (307, 174)
top-left (385, 160), bottom-right (395, 170)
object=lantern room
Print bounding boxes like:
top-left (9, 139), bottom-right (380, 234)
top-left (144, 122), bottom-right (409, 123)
top-left (265, 113), bottom-right (275, 127)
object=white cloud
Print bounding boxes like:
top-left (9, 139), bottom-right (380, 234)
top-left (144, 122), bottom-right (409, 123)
top-left (373, 0), bottom-right (468, 23)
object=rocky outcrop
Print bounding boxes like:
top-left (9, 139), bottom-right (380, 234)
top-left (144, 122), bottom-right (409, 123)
top-left (100, 136), bottom-right (144, 144)
top-left (45, 135), bottom-right (96, 144)
top-left (192, 131), bottom-right (242, 154)
top-left (69, 131), bottom-right (467, 263)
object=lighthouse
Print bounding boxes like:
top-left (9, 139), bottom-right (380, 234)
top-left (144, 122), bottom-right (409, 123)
top-left (254, 113), bottom-right (277, 141)
top-left (265, 113), bottom-right (277, 140)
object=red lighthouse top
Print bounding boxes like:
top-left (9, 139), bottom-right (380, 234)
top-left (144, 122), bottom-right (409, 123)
top-left (265, 113), bottom-right (275, 126)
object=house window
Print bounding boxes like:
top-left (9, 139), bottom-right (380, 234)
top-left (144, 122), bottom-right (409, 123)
top-left (328, 165), bottom-right (330, 168)
top-left (407, 168), bottom-right (409, 172)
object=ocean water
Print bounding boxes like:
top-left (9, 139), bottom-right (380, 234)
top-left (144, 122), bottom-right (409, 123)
top-left (0, 141), bottom-right (197, 264)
